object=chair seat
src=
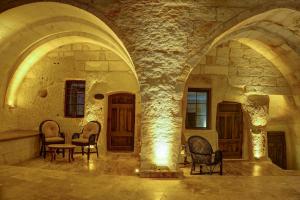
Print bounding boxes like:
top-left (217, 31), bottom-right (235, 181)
top-left (72, 138), bottom-right (89, 144)
top-left (45, 137), bottom-right (64, 143)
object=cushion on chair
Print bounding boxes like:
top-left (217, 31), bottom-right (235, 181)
top-left (42, 121), bottom-right (60, 138)
top-left (45, 137), bottom-right (64, 143)
top-left (82, 122), bottom-right (99, 139)
top-left (72, 138), bottom-right (89, 144)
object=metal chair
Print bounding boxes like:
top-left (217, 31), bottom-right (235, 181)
top-left (188, 135), bottom-right (223, 175)
top-left (71, 121), bottom-right (101, 160)
top-left (39, 120), bottom-right (65, 158)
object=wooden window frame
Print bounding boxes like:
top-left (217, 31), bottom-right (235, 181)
top-left (185, 88), bottom-right (211, 130)
top-left (64, 80), bottom-right (86, 118)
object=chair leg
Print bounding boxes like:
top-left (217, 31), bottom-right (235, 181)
top-left (81, 146), bottom-right (84, 156)
top-left (220, 161), bottom-right (223, 175)
top-left (95, 144), bottom-right (99, 158)
top-left (40, 144), bottom-right (43, 156)
top-left (87, 146), bottom-right (90, 160)
top-left (190, 162), bottom-right (196, 175)
top-left (43, 144), bottom-right (46, 159)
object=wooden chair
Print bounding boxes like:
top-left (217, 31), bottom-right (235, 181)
top-left (188, 135), bottom-right (223, 175)
top-left (71, 121), bottom-right (101, 160)
top-left (39, 120), bottom-right (65, 158)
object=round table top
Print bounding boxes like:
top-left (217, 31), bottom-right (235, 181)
top-left (48, 144), bottom-right (76, 148)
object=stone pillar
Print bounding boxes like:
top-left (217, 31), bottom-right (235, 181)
top-left (243, 95), bottom-right (269, 160)
top-left (139, 82), bottom-right (183, 177)
top-left (120, 2), bottom-right (193, 177)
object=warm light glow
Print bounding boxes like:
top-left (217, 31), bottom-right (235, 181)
top-left (251, 130), bottom-right (265, 159)
top-left (252, 117), bottom-right (268, 127)
top-left (154, 141), bottom-right (170, 167)
top-left (7, 47), bottom-right (45, 107)
top-left (87, 160), bottom-right (96, 171)
top-left (135, 168), bottom-right (140, 173)
top-left (6, 35), bottom-right (137, 107)
top-left (152, 116), bottom-right (173, 168)
top-left (253, 164), bottom-right (262, 176)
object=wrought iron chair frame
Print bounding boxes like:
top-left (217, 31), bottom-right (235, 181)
top-left (39, 120), bottom-right (65, 159)
top-left (188, 135), bottom-right (223, 175)
top-left (72, 121), bottom-right (101, 160)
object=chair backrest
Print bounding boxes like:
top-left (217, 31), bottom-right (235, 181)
top-left (188, 135), bottom-right (213, 164)
top-left (82, 121), bottom-right (101, 140)
top-left (39, 120), bottom-right (60, 138)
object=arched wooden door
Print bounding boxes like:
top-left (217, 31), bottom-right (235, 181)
top-left (216, 101), bottom-right (243, 159)
top-left (107, 93), bottom-right (135, 151)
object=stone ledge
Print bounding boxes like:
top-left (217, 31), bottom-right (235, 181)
top-left (139, 169), bottom-right (183, 178)
top-left (0, 130), bottom-right (39, 142)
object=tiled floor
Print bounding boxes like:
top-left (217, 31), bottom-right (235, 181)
top-left (1, 153), bottom-right (300, 200)
top-left (17, 152), bottom-right (140, 176)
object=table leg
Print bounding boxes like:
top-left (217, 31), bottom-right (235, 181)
top-left (68, 148), bottom-right (71, 162)
top-left (50, 148), bottom-right (52, 161)
top-left (54, 148), bottom-right (56, 161)
top-left (50, 148), bottom-right (55, 161)
top-left (72, 148), bottom-right (74, 161)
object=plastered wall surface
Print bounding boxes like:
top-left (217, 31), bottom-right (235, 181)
top-left (4, 43), bottom-right (141, 155)
top-left (268, 95), bottom-right (300, 169)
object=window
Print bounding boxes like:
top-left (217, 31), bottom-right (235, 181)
top-left (65, 80), bottom-right (85, 118)
top-left (186, 88), bottom-right (211, 129)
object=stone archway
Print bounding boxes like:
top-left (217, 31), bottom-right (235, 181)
top-left (184, 6), bottom-right (300, 169)
top-left (186, 1), bottom-right (300, 69)
top-left (0, 2), bottom-right (142, 160)
top-left (0, 2), bottom-right (138, 108)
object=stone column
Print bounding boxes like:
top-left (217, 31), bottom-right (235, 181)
top-left (117, 2), bottom-right (193, 177)
top-left (243, 95), bottom-right (269, 160)
top-left (138, 81), bottom-right (183, 177)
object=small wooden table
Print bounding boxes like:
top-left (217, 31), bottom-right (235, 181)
top-left (48, 144), bottom-right (76, 162)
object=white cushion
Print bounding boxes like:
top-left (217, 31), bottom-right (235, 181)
top-left (42, 121), bottom-right (59, 138)
top-left (72, 138), bottom-right (89, 144)
top-left (82, 122), bottom-right (99, 139)
top-left (45, 137), bottom-right (64, 143)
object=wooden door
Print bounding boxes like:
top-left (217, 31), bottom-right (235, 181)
top-left (107, 93), bottom-right (135, 151)
top-left (216, 101), bottom-right (243, 159)
top-left (267, 131), bottom-right (286, 169)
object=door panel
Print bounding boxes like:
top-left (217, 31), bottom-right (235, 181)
top-left (217, 102), bottom-right (243, 159)
top-left (267, 131), bottom-right (286, 169)
top-left (107, 93), bottom-right (135, 151)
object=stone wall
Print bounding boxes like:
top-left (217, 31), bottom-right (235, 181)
top-left (0, 136), bottom-right (39, 165)
top-left (191, 41), bottom-right (290, 93)
top-left (185, 41), bottom-right (298, 167)
top-left (0, 0), bottom-right (300, 171)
